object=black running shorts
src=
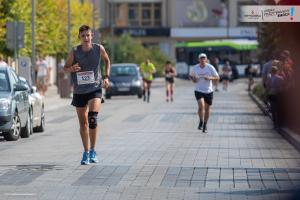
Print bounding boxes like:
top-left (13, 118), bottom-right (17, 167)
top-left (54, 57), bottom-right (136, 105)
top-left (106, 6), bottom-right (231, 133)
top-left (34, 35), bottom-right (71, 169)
top-left (71, 89), bottom-right (102, 107)
top-left (165, 77), bottom-right (174, 84)
top-left (194, 91), bottom-right (213, 106)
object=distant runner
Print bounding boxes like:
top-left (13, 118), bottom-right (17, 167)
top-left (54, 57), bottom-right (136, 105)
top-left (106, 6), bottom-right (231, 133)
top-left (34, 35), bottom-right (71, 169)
top-left (140, 59), bottom-right (156, 102)
top-left (163, 61), bottom-right (176, 102)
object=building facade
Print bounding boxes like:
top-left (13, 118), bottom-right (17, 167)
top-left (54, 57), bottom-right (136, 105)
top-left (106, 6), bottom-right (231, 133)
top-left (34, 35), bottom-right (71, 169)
top-left (97, 0), bottom-right (257, 60)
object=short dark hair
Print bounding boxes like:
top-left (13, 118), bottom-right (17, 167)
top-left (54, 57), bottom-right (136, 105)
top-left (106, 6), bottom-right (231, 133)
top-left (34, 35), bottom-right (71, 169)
top-left (166, 61), bottom-right (171, 65)
top-left (78, 25), bottom-right (91, 35)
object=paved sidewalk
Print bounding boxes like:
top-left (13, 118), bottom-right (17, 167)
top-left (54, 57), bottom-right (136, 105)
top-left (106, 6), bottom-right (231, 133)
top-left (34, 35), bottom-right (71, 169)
top-left (0, 78), bottom-right (299, 200)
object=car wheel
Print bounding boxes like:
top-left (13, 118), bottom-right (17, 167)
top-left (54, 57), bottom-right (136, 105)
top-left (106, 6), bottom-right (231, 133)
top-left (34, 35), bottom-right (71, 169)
top-left (33, 106), bottom-right (45, 132)
top-left (3, 112), bottom-right (21, 141)
top-left (21, 109), bottom-right (33, 138)
top-left (138, 93), bottom-right (142, 98)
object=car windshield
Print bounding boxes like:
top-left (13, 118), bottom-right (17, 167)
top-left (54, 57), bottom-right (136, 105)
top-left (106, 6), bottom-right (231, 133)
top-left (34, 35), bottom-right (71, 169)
top-left (0, 72), bottom-right (9, 92)
top-left (111, 66), bottom-right (137, 77)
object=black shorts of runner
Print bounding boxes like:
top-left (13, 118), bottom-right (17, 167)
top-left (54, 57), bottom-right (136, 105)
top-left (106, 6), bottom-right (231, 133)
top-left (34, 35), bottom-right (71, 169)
top-left (194, 91), bottom-right (213, 106)
top-left (165, 77), bottom-right (174, 84)
top-left (143, 79), bottom-right (152, 84)
top-left (71, 89), bottom-right (102, 107)
top-left (222, 75), bottom-right (230, 81)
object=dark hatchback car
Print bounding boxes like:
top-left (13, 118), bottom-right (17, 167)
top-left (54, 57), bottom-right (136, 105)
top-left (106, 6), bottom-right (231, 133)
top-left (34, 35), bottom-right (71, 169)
top-left (105, 63), bottom-right (143, 99)
top-left (0, 66), bottom-right (32, 141)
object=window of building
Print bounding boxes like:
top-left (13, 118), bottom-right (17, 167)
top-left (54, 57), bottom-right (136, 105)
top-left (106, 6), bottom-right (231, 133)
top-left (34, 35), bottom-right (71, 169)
top-left (154, 3), bottom-right (161, 26)
top-left (128, 3), bottom-right (139, 26)
top-left (112, 2), bottom-right (162, 27)
top-left (142, 3), bottom-right (152, 26)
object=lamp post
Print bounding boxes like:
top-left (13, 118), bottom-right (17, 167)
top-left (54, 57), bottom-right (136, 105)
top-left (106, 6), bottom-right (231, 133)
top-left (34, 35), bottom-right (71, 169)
top-left (109, 0), bottom-right (114, 63)
top-left (92, 0), bottom-right (96, 29)
top-left (226, 0), bottom-right (229, 39)
top-left (31, 0), bottom-right (36, 85)
top-left (67, 0), bottom-right (71, 52)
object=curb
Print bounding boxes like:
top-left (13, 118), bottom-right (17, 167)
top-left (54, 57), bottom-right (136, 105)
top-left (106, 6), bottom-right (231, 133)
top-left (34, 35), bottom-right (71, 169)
top-left (248, 91), bottom-right (271, 117)
top-left (249, 92), bottom-right (300, 152)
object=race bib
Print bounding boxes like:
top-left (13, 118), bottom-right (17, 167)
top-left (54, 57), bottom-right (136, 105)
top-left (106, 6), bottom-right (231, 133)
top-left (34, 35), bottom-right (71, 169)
top-left (77, 71), bottom-right (95, 85)
top-left (166, 73), bottom-right (172, 78)
top-left (143, 72), bottom-right (151, 79)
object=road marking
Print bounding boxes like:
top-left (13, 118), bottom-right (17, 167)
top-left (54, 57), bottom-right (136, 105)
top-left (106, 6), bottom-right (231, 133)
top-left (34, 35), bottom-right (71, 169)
top-left (4, 193), bottom-right (36, 196)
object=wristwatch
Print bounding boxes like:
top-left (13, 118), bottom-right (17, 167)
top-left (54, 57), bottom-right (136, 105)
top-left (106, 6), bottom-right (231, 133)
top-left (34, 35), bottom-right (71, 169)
top-left (104, 75), bottom-right (109, 79)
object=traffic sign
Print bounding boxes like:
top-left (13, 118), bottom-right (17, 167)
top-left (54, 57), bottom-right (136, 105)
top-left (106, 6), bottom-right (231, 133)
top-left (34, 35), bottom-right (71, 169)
top-left (6, 21), bottom-right (25, 50)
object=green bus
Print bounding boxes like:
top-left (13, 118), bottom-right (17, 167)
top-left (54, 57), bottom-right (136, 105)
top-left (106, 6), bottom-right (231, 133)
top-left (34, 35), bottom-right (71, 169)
top-left (175, 39), bottom-right (259, 77)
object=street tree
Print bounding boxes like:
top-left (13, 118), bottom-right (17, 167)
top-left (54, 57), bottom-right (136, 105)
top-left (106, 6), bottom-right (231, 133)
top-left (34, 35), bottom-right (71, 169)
top-left (105, 34), bottom-right (169, 76)
top-left (0, 0), bottom-right (94, 58)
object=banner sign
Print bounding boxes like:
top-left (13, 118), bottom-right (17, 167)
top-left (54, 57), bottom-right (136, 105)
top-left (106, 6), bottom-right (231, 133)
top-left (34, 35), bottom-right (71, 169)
top-left (240, 6), bottom-right (300, 22)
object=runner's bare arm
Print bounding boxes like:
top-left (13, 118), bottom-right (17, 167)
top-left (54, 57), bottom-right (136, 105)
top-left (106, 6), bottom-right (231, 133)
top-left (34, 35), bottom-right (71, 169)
top-left (64, 51), bottom-right (81, 73)
top-left (172, 67), bottom-right (177, 76)
top-left (153, 66), bottom-right (157, 74)
top-left (100, 45), bottom-right (110, 77)
top-left (100, 45), bottom-right (110, 89)
top-left (204, 75), bottom-right (220, 81)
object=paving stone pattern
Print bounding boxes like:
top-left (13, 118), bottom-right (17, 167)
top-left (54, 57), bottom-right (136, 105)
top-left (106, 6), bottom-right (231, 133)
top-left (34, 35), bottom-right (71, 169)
top-left (0, 79), bottom-right (299, 200)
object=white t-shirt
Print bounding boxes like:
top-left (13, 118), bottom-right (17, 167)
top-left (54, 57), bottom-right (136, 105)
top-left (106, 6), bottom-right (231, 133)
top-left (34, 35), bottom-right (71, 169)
top-left (191, 63), bottom-right (219, 93)
top-left (37, 60), bottom-right (49, 77)
top-left (0, 61), bottom-right (7, 66)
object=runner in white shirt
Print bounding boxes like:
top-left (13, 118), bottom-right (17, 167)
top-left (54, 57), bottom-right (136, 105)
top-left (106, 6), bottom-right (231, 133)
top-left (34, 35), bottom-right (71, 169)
top-left (189, 53), bottom-right (219, 133)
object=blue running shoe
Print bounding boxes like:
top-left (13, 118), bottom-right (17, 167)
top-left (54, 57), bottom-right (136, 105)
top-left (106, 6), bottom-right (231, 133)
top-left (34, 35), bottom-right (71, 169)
top-left (89, 149), bottom-right (98, 163)
top-left (81, 151), bottom-right (89, 165)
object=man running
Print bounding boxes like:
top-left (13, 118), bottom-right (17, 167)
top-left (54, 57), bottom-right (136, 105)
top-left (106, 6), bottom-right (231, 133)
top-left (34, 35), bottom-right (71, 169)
top-left (64, 25), bottom-right (110, 165)
top-left (140, 59), bottom-right (156, 102)
top-left (190, 53), bottom-right (219, 133)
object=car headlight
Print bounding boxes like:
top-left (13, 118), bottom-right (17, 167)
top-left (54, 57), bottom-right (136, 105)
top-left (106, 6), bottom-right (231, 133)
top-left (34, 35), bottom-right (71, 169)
top-left (132, 80), bottom-right (141, 86)
top-left (0, 99), bottom-right (10, 110)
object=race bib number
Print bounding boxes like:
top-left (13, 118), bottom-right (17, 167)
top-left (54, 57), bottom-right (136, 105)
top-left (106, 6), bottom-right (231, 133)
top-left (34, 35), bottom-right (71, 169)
top-left (143, 72), bottom-right (151, 79)
top-left (166, 73), bottom-right (172, 78)
top-left (77, 71), bottom-right (95, 85)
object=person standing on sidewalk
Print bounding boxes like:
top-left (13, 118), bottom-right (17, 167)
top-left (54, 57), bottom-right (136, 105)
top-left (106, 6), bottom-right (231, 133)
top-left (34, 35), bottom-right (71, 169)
top-left (64, 25), bottom-right (110, 165)
top-left (140, 59), bottom-right (156, 102)
top-left (163, 61), bottom-right (176, 102)
top-left (211, 57), bottom-right (220, 92)
top-left (36, 56), bottom-right (51, 96)
top-left (189, 53), bottom-right (219, 133)
top-left (266, 66), bottom-right (284, 129)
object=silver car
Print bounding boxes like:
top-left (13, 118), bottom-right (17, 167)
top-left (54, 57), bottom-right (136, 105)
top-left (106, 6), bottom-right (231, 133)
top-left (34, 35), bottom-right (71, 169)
top-left (19, 77), bottom-right (45, 132)
top-left (0, 66), bottom-right (32, 141)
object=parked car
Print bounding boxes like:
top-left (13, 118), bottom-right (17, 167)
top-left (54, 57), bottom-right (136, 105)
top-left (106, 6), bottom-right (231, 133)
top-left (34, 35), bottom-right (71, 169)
top-left (0, 66), bottom-right (32, 141)
top-left (105, 63), bottom-right (143, 99)
top-left (19, 77), bottom-right (45, 132)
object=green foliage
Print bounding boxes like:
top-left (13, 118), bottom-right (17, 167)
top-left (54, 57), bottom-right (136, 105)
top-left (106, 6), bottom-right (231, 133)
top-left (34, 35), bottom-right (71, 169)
top-left (0, 0), bottom-right (15, 56)
top-left (147, 46), bottom-right (169, 77)
top-left (0, 0), bottom-right (94, 58)
top-left (252, 83), bottom-right (266, 102)
top-left (257, 23), bottom-right (280, 62)
top-left (105, 34), bottom-right (170, 77)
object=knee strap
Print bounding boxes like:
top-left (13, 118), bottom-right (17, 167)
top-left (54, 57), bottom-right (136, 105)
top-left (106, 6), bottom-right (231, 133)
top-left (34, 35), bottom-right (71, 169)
top-left (88, 111), bottom-right (98, 129)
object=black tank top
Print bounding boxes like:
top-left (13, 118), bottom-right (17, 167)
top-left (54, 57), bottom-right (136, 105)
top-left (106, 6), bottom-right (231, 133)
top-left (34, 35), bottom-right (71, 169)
top-left (71, 43), bottom-right (102, 94)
